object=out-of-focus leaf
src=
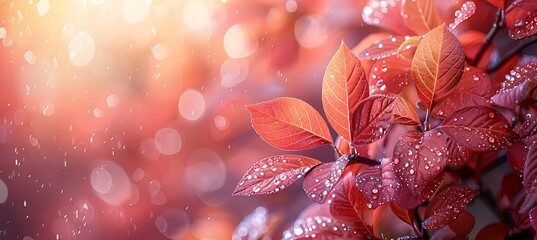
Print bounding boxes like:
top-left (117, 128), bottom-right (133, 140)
top-left (329, 165), bottom-right (375, 238)
top-left (432, 66), bottom-right (491, 119)
top-left (393, 130), bottom-right (448, 198)
top-left (491, 59), bottom-right (537, 109)
top-left (389, 201), bottom-right (415, 226)
top-left (439, 106), bottom-right (518, 152)
top-left (530, 206), bottom-right (537, 231)
top-left (303, 155), bottom-right (349, 203)
top-left (246, 97), bottom-right (333, 150)
top-left (422, 185), bottom-right (478, 230)
top-left (509, 11), bottom-right (537, 40)
top-left (475, 222), bottom-right (510, 240)
top-left (358, 36), bottom-right (417, 60)
top-left (485, 0), bottom-right (506, 9)
top-left (402, 0), bottom-right (441, 35)
top-left (514, 0), bottom-right (537, 9)
top-left (521, 143), bottom-right (537, 213)
top-left (323, 42), bottom-right (368, 142)
top-left (233, 207), bottom-right (278, 239)
top-left (362, 0), bottom-right (415, 35)
top-left (514, 109), bottom-right (537, 139)
top-left (393, 95), bottom-right (421, 125)
top-left (448, 1), bottom-right (477, 30)
top-left (369, 56), bottom-right (412, 95)
top-left (412, 24), bottom-right (465, 111)
top-left (352, 95), bottom-right (396, 145)
top-left (458, 31), bottom-right (493, 69)
top-left (499, 172), bottom-right (523, 210)
top-left (448, 210), bottom-right (475, 237)
top-left (282, 204), bottom-right (369, 240)
top-left (356, 158), bottom-right (399, 208)
top-left (507, 141), bottom-right (527, 172)
top-left (233, 155), bottom-right (321, 196)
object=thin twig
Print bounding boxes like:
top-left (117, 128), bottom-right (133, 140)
top-left (488, 36), bottom-right (537, 72)
top-left (471, 9), bottom-right (504, 67)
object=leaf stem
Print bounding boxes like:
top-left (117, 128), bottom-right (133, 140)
top-left (424, 108), bottom-right (431, 131)
top-left (471, 8), bottom-right (504, 67)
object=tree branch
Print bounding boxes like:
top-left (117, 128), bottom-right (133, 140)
top-left (471, 9), bottom-right (504, 67)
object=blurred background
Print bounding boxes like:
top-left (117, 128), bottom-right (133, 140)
top-left (0, 0), bottom-right (374, 239)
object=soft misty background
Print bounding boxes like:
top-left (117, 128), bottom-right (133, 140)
top-left (0, 0), bottom-right (374, 239)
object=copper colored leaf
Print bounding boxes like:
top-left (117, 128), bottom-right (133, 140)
top-left (356, 158), bottom-right (399, 208)
top-left (507, 141), bottom-right (527, 172)
top-left (509, 11), bottom-right (537, 40)
top-left (358, 36), bottom-right (416, 60)
top-left (448, 210), bottom-right (475, 237)
top-left (282, 204), bottom-right (368, 240)
top-left (369, 56), bottom-right (412, 95)
top-left (246, 97), bottom-right (333, 150)
top-left (491, 60), bottom-right (537, 109)
top-left (411, 24), bottom-right (465, 111)
top-left (439, 106), bottom-right (518, 152)
top-left (521, 143), bottom-right (537, 213)
top-left (530, 206), bottom-right (537, 231)
top-left (432, 66), bottom-right (491, 119)
top-left (402, 0), bottom-right (441, 35)
top-left (389, 201), bottom-right (415, 226)
top-left (393, 130), bottom-right (448, 199)
top-left (351, 94), bottom-right (396, 145)
top-left (422, 185), bottom-right (478, 230)
top-left (329, 166), bottom-right (375, 238)
top-left (362, 0), bottom-right (415, 35)
top-left (233, 155), bottom-right (322, 196)
top-left (303, 155), bottom-right (349, 203)
top-left (475, 223), bottom-right (510, 240)
top-left (393, 95), bottom-right (420, 125)
top-left (323, 42), bottom-right (368, 141)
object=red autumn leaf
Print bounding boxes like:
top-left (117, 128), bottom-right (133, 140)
top-left (475, 222), bottom-right (510, 240)
top-left (401, 0), bottom-right (441, 35)
top-left (389, 201), bottom-right (415, 226)
top-left (491, 59), bottom-right (537, 109)
top-left (393, 95), bottom-right (421, 125)
top-left (351, 94), bottom-right (396, 145)
top-left (233, 155), bottom-right (322, 196)
top-left (432, 66), bottom-right (491, 119)
top-left (369, 56), bottom-right (412, 95)
top-left (358, 36), bottom-right (417, 60)
top-left (246, 97), bottom-right (333, 150)
top-left (329, 165), bottom-right (375, 238)
top-left (303, 155), bottom-right (349, 203)
top-left (509, 11), bottom-right (537, 40)
top-left (445, 137), bottom-right (471, 166)
top-left (422, 185), bottom-right (478, 230)
top-left (499, 173), bottom-right (523, 210)
top-left (439, 106), bottom-right (518, 152)
top-left (507, 141), bottom-right (527, 172)
top-left (356, 158), bottom-right (399, 208)
top-left (322, 42), bottom-right (368, 142)
top-left (521, 143), bottom-right (537, 213)
top-left (412, 24), bottom-right (465, 111)
top-left (485, 0), bottom-right (506, 9)
top-left (362, 0), bottom-right (415, 35)
top-left (514, 109), bottom-right (537, 139)
top-left (282, 203), bottom-right (369, 240)
top-left (448, 1), bottom-right (477, 30)
top-left (393, 130), bottom-right (448, 199)
top-left (395, 173), bottom-right (443, 209)
top-left (448, 210), bottom-right (475, 237)
top-left (530, 206), bottom-right (537, 231)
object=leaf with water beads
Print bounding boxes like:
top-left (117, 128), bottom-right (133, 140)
top-left (509, 10), bottom-right (537, 40)
top-left (439, 106), bottom-right (518, 152)
top-left (448, 1), bottom-right (476, 30)
top-left (322, 41), bottom-right (368, 142)
top-left (369, 56), bottom-right (412, 95)
top-left (491, 59), bottom-right (537, 109)
top-left (351, 94), bottom-right (396, 145)
top-left (303, 155), bottom-right (349, 203)
top-left (358, 36), bottom-right (417, 60)
top-left (233, 155), bottom-right (321, 196)
top-left (422, 185), bottom-right (478, 230)
top-left (356, 158), bottom-right (399, 208)
top-left (282, 203), bottom-right (369, 240)
top-left (246, 97), bottom-right (333, 151)
top-left (393, 130), bottom-right (448, 200)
